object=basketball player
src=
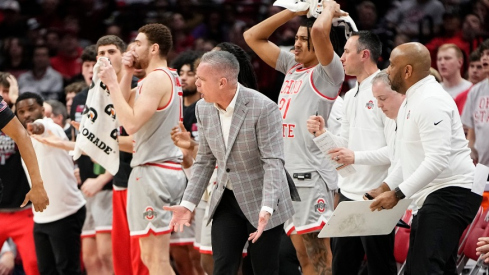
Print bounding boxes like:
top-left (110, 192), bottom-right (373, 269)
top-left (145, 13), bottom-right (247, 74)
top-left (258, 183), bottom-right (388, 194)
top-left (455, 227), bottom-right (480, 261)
top-left (244, 2), bottom-right (345, 274)
top-left (98, 23), bottom-right (185, 275)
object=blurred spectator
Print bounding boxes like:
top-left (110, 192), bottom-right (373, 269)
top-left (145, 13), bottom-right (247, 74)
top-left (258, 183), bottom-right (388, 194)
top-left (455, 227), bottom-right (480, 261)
top-left (455, 49), bottom-right (486, 115)
top-left (36, 0), bottom-right (63, 30)
top-left (64, 81), bottom-right (87, 112)
top-left (467, 49), bottom-right (486, 84)
top-left (437, 43), bottom-right (472, 98)
top-left (44, 29), bottom-right (60, 57)
top-left (70, 45), bottom-right (97, 85)
top-left (46, 99), bottom-right (73, 140)
top-left (50, 29), bottom-right (83, 82)
top-left (356, 1), bottom-right (378, 30)
top-left (26, 18), bottom-right (45, 46)
top-left (193, 38), bottom-right (216, 52)
top-left (426, 12), bottom-right (483, 70)
top-left (473, 0), bottom-right (489, 27)
top-left (192, 11), bottom-right (229, 43)
top-left (461, 39), bottom-right (489, 165)
top-left (169, 13), bottom-right (195, 54)
top-left (0, 37), bottom-right (31, 79)
top-left (384, 0), bottom-right (445, 40)
top-left (18, 45), bottom-right (63, 100)
top-left (0, 0), bottom-right (27, 38)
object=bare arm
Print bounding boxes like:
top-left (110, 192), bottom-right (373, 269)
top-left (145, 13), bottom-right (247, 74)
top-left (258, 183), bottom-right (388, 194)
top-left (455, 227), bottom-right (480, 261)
top-left (311, 1), bottom-right (347, 66)
top-left (118, 135), bottom-right (133, 153)
top-left (244, 9), bottom-right (303, 69)
top-left (2, 118), bottom-right (49, 211)
top-left (99, 58), bottom-right (170, 135)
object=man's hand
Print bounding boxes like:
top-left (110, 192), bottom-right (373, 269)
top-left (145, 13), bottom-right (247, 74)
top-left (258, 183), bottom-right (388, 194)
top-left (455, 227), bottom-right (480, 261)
top-left (364, 183), bottom-right (391, 200)
top-left (307, 115), bottom-right (326, 137)
top-left (121, 50), bottom-right (138, 73)
top-left (322, 1), bottom-right (348, 18)
top-left (171, 122), bottom-right (195, 151)
top-left (31, 130), bottom-right (62, 147)
top-left (476, 237), bottom-right (489, 263)
top-left (470, 147), bottom-right (479, 165)
top-left (98, 58), bottom-right (118, 90)
top-left (71, 121), bottom-right (80, 131)
top-left (329, 147), bottom-right (354, 165)
top-left (81, 178), bottom-right (104, 197)
top-left (26, 123), bottom-right (44, 135)
top-left (248, 210), bottom-right (271, 243)
top-left (22, 184), bottom-right (49, 212)
top-left (0, 251), bottom-right (15, 275)
top-left (6, 74), bottom-right (18, 104)
top-left (164, 205), bottom-right (192, 232)
top-left (369, 191), bottom-right (399, 211)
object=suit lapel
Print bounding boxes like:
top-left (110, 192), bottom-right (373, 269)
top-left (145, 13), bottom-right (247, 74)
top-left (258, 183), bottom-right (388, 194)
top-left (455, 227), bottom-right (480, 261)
top-left (225, 87), bottom-right (249, 161)
top-left (211, 107), bottom-right (226, 154)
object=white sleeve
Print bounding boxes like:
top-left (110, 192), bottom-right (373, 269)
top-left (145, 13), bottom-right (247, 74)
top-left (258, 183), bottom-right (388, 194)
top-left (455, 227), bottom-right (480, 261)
top-left (398, 97), bottom-right (453, 198)
top-left (354, 146), bottom-right (391, 166)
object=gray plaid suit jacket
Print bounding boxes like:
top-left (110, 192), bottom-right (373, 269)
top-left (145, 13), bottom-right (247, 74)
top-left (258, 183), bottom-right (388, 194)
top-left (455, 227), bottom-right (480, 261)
top-left (182, 85), bottom-right (294, 230)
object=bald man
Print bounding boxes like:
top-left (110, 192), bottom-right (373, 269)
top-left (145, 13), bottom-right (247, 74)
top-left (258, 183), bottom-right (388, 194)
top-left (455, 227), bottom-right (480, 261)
top-left (369, 43), bottom-right (481, 275)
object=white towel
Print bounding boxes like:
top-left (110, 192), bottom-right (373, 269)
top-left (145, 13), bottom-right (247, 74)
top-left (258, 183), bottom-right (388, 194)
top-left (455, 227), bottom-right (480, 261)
top-left (73, 57), bottom-right (120, 175)
top-left (273, 0), bottom-right (309, 13)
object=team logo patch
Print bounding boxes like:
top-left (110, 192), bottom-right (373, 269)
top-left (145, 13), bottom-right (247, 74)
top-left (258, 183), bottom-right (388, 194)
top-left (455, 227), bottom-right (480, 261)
top-left (143, 206), bottom-right (156, 220)
top-left (104, 104), bottom-right (116, 119)
top-left (84, 107), bottom-right (98, 123)
top-left (315, 198), bottom-right (326, 213)
top-left (366, 100), bottom-right (374, 109)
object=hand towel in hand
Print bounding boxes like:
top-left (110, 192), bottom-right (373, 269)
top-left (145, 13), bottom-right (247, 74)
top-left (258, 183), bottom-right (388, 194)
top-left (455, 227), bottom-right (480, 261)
top-left (73, 57), bottom-right (120, 175)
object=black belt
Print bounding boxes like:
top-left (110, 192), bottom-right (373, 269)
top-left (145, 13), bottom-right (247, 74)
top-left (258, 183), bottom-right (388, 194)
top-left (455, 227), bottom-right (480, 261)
top-left (292, 173), bottom-right (311, 180)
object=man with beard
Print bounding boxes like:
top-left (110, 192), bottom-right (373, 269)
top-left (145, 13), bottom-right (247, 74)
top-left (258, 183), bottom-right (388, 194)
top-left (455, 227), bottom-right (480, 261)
top-left (98, 23), bottom-right (186, 275)
top-left (16, 92), bottom-right (85, 275)
top-left (172, 51), bottom-right (202, 138)
top-left (371, 42), bottom-right (482, 275)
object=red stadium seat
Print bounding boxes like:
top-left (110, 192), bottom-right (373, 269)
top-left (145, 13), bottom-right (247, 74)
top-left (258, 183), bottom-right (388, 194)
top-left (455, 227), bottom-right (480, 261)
top-left (394, 210), bottom-right (413, 275)
top-left (457, 207), bottom-right (488, 274)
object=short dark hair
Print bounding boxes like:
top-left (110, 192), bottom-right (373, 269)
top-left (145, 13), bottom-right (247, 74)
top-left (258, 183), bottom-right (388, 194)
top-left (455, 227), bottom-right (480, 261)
top-left (479, 39), bottom-right (489, 53)
top-left (171, 51), bottom-right (202, 74)
top-left (216, 42), bottom-right (258, 90)
top-left (96, 35), bottom-right (126, 53)
top-left (469, 49), bottom-right (481, 63)
top-left (15, 92), bottom-right (44, 108)
top-left (300, 17), bottom-right (316, 52)
top-left (299, 17), bottom-right (343, 55)
top-left (138, 23), bottom-right (173, 58)
top-left (81, 45), bottom-right (97, 63)
top-left (352, 31), bottom-right (382, 63)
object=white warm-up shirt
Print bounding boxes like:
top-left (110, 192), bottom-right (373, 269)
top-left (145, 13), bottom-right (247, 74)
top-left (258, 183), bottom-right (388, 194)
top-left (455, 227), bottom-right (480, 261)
top-left (384, 75), bottom-right (474, 211)
top-left (22, 118), bottom-right (85, 223)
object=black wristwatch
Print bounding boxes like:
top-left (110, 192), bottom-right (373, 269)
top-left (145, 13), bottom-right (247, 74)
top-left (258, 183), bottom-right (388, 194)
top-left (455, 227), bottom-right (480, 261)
top-left (394, 187), bottom-right (406, 200)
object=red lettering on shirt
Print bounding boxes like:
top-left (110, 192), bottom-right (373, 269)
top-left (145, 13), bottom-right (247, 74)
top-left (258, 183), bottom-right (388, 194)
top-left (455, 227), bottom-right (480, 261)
top-left (282, 123), bottom-right (296, 138)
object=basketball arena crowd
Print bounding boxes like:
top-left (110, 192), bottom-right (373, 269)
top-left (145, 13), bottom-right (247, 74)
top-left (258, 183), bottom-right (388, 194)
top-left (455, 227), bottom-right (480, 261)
top-left (1, 0), bottom-right (489, 274)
